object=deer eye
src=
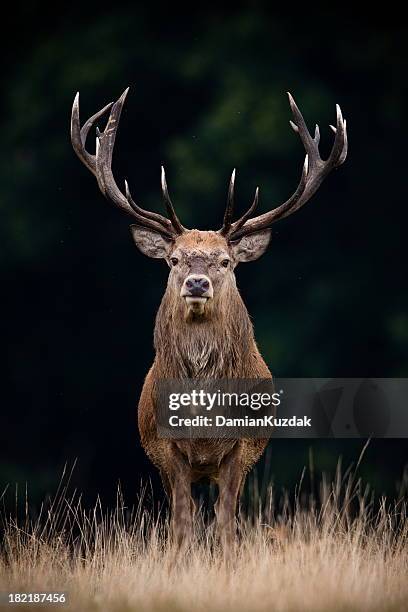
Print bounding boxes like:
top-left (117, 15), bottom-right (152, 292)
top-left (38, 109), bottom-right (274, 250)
top-left (170, 257), bottom-right (179, 266)
top-left (221, 259), bottom-right (230, 268)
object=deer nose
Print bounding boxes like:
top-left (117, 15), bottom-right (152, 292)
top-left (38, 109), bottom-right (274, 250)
top-left (185, 277), bottom-right (210, 296)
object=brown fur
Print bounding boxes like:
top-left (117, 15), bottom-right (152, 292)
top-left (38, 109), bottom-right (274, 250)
top-left (137, 230), bottom-right (271, 545)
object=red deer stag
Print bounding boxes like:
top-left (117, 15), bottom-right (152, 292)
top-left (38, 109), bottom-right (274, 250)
top-left (71, 88), bottom-right (347, 545)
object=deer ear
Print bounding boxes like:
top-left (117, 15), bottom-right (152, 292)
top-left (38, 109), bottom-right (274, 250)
top-left (130, 225), bottom-right (173, 259)
top-left (231, 229), bottom-right (271, 263)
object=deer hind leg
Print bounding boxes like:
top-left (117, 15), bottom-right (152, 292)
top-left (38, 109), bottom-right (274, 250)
top-left (214, 444), bottom-right (244, 548)
top-left (167, 444), bottom-right (194, 547)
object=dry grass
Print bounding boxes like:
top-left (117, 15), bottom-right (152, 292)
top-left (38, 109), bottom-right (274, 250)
top-left (1, 460), bottom-right (407, 612)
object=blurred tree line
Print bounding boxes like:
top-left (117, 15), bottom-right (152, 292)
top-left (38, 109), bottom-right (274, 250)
top-left (0, 4), bottom-right (407, 510)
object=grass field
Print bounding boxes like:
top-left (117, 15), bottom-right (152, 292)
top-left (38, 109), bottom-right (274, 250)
top-left (1, 458), bottom-right (407, 612)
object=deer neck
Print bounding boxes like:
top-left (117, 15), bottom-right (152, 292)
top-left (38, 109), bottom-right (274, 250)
top-left (154, 283), bottom-right (257, 378)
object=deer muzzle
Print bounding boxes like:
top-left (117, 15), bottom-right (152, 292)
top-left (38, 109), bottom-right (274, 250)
top-left (181, 274), bottom-right (213, 312)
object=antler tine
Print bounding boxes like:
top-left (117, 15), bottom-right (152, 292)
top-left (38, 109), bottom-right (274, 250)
top-left (220, 169), bottom-right (236, 235)
top-left (328, 106), bottom-right (348, 166)
top-left (288, 93), bottom-right (315, 148)
top-left (227, 187), bottom-right (259, 239)
top-left (339, 119), bottom-right (348, 164)
top-left (287, 92), bottom-right (321, 173)
top-left (161, 167), bottom-right (185, 234)
top-left (71, 92), bottom-right (113, 176)
top-left (314, 124), bottom-right (320, 145)
top-left (125, 180), bottom-right (173, 231)
top-left (94, 88), bottom-right (130, 201)
top-left (229, 154), bottom-right (309, 240)
top-left (227, 93), bottom-right (348, 241)
top-left (71, 89), bottom-right (184, 238)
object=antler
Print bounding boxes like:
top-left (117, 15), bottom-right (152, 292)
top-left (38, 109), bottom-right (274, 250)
top-left (220, 93), bottom-right (348, 241)
top-left (71, 88), bottom-right (185, 239)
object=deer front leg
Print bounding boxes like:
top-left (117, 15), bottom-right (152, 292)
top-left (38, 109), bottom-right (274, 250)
top-left (214, 443), bottom-right (245, 547)
top-left (166, 443), bottom-right (194, 547)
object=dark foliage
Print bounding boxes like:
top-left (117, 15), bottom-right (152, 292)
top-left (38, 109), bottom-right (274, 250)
top-left (1, 5), bottom-right (407, 510)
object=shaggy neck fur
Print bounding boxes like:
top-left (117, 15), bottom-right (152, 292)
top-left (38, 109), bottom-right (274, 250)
top-left (154, 279), bottom-right (259, 379)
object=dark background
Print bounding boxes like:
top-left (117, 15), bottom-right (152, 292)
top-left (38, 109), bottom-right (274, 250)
top-left (1, 4), bottom-right (407, 512)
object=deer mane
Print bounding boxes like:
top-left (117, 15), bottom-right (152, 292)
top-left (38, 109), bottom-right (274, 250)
top-left (153, 281), bottom-right (256, 379)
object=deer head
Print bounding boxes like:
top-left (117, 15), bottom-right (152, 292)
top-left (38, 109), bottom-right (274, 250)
top-left (71, 88), bottom-right (347, 318)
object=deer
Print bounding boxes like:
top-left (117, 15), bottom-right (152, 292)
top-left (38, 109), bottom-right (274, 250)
top-left (71, 88), bottom-right (347, 546)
